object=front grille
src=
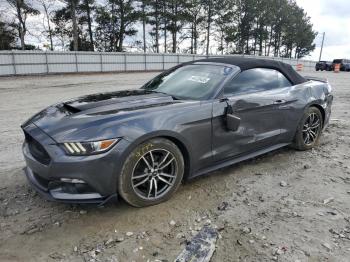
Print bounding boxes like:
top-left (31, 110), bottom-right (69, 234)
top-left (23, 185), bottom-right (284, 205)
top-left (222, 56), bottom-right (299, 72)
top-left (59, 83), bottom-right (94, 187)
top-left (24, 132), bottom-right (51, 165)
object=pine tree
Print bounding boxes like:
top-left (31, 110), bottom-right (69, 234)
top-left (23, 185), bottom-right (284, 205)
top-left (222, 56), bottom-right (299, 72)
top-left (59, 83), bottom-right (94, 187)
top-left (5, 0), bottom-right (39, 50)
top-left (0, 20), bottom-right (16, 50)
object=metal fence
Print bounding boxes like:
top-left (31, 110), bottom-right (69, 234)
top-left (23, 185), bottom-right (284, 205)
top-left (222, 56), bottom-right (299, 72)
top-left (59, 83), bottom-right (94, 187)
top-left (0, 50), bottom-right (316, 76)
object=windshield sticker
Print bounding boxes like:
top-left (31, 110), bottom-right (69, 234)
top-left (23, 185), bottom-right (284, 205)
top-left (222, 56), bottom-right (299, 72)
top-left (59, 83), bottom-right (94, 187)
top-left (188, 75), bottom-right (211, 84)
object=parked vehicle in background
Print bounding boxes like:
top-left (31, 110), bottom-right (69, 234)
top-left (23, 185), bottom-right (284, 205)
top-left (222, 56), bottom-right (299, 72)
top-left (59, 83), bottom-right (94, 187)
top-left (332, 59), bottom-right (350, 71)
top-left (315, 61), bottom-right (332, 71)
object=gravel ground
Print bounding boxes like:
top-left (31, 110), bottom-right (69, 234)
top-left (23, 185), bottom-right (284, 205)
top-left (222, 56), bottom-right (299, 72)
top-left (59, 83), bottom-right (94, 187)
top-left (0, 71), bottom-right (349, 262)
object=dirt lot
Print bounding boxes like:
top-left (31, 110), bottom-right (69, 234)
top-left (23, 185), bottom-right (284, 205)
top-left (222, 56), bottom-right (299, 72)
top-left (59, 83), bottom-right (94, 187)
top-left (0, 71), bottom-right (349, 262)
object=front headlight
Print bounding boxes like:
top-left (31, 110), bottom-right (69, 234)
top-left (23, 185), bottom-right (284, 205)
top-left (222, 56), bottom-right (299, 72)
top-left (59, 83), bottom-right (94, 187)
top-left (61, 138), bottom-right (120, 156)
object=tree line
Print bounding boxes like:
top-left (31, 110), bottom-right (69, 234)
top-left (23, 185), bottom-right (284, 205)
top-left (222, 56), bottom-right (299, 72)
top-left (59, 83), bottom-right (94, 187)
top-left (0, 0), bottom-right (316, 58)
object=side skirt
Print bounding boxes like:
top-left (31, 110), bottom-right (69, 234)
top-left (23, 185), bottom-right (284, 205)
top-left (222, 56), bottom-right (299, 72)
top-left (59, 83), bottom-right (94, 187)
top-left (191, 143), bottom-right (290, 179)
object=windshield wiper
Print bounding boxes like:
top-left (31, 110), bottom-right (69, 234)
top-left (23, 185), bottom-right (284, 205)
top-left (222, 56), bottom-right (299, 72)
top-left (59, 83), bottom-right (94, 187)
top-left (150, 90), bottom-right (181, 100)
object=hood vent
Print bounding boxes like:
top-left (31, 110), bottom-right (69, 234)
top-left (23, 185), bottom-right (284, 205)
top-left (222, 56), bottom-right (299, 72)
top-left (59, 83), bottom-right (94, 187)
top-left (62, 103), bottom-right (81, 114)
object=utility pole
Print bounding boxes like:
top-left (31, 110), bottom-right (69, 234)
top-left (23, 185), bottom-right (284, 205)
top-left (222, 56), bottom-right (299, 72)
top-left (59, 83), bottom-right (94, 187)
top-left (142, 0), bottom-right (146, 53)
top-left (319, 32), bottom-right (325, 61)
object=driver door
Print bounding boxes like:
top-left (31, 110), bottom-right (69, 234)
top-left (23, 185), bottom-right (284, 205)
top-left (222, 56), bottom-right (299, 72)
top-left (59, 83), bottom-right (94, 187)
top-left (211, 68), bottom-right (292, 162)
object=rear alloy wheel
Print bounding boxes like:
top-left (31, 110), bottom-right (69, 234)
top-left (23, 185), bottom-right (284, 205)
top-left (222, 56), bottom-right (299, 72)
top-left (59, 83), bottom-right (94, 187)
top-left (118, 138), bottom-right (184, 207)
top-left (292, 107), bottom-right (323, 150)
top-left (302, 112), bottom-right (321, 146)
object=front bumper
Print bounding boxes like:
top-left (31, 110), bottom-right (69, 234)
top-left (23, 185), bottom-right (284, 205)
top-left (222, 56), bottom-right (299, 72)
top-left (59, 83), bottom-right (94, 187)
top-left (24, 166), bottom-right (117, 204)
top-left (22, 123), bottom-right (130, 204)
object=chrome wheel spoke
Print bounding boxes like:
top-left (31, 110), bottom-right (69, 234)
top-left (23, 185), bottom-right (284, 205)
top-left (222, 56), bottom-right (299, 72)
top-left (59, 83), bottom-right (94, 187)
top-left (159, 157), bottom-right (175, 170)
top-left (310, 121), bottom-right (320, 129)
top-left (149, 151), bottom-right (155, 168)
top-left (147, 178), bottom-right (154, 198)
top-left (158, 152), bottom-right (170, 167)
top-left (158, 176), bottom-right (172, 186)
top-left (309, 130), bottom-right (316, 139)
top-left (154, 178), bottom-right (158, 197)
top-left (132, 173), bottom-right (149, 180)
top-left (307, 133), bottom-right (312, 143)
top-left (304, 132), bottom-right (310, 144)
top-left (309, 113), bottom-right (315, 124)
top-left (133, 177), bottom-right (149, 188)
top-left (159, 172), bottom-right (176, 178)
top-left (142, 156), bottom-right (152, 170)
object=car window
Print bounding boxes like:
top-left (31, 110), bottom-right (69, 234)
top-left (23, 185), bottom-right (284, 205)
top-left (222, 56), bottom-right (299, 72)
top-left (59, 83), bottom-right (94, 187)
top-left (224, 68), bottom-right (292, 96)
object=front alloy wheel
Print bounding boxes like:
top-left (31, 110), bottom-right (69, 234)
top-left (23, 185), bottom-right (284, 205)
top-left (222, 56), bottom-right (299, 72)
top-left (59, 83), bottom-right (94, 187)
top-left (118, 138), bottom-right (184, 207)
top-left (131, 149), bottom-right (177, 200)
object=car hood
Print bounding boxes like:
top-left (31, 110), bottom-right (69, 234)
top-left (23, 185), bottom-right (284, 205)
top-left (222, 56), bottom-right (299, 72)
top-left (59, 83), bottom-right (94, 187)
top-left (22, 89), bottom-right (193, 142)
top-left (62, 89), bottom-right (169, 112)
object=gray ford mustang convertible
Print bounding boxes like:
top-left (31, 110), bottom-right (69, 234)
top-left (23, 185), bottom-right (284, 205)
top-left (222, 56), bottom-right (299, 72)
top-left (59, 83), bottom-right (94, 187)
top-left (21, 57), bottom-right (333, 207)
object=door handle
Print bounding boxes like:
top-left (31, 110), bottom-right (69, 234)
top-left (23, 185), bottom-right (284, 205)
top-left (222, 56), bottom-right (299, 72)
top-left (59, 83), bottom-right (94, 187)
top-left (273, 99), bottom-right (286, 104)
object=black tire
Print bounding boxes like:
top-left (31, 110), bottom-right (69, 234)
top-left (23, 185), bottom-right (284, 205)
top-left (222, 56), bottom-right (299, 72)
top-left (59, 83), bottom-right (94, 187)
top-left (292, 107), bottom-right (323, 150)
top-left (118, 138), bottom-right (184, 207)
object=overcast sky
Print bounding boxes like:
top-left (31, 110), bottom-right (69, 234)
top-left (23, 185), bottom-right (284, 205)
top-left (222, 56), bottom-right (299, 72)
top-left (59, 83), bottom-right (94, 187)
top-left (1, 0), bottom-right (349, 61)
top-left (296, 0), bottom-right (350, 61)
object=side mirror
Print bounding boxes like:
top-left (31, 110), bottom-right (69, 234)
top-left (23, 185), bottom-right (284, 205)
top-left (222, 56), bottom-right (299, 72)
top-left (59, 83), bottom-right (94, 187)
top-left (226, 113), bottom-right (241, 131)
top-left (221, 98), bottom-right (241, 131)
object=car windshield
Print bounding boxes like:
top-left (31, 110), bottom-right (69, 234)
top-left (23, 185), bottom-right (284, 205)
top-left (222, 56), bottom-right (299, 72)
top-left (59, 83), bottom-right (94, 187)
top-left (142, 64), bottom-right (238, 100)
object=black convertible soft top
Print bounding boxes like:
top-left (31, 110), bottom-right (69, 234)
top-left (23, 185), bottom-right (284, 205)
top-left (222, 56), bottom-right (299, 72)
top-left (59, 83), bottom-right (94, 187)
top-left (192, 57), bottom-right (307, 85)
